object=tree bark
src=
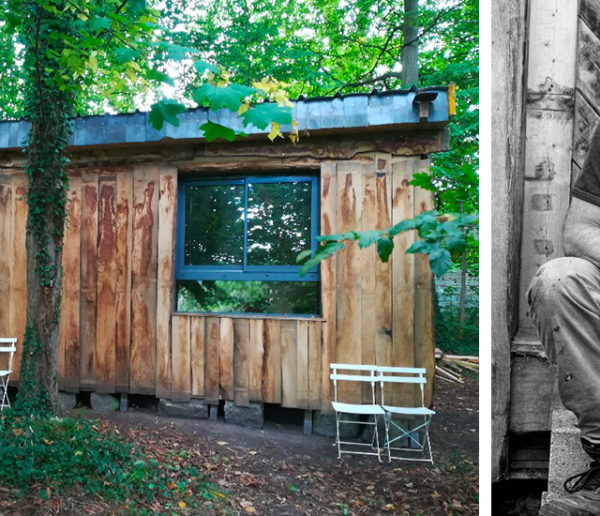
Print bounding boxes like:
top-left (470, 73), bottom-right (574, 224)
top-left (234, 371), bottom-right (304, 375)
top-left (401, 0), bottom-right (419, 85)
top-left (15, 2), bottom-right (73, 416)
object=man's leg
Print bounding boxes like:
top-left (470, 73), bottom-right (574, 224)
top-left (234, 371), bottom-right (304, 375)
top-left (528, 257), bottom-right (600, 514)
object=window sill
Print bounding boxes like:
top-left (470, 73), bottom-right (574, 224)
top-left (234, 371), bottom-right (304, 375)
top-left (172, 312), bottom-right (326, 322)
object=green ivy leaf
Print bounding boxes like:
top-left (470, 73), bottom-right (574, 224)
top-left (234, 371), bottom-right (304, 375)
top-left (241, 103), bottom-right (293, 130)
top-left (193, 83), bottom-right (257, 112)
top-left (358, 230), bottom-right (385, 248)
top-left (88, 17), bottom-right (112, 31)
top-left (148, 100), bottom-right (186, 130)
top-left (193, 60), bottom-right (220, 74)
top-left (200, 121), bottom-right (238, 142)
top-left (296, 249), bottom-right (313, 263)
top-left (298, 241), bottom-right (345, 276)
top-left (376, 237), bottom-right (394, 262)
top-left (428, 248), bottom-right (452, 277)
top-left (112, 47), bottom-right (140, 64)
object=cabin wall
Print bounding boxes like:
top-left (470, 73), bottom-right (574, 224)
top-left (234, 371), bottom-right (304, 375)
top-left (0, 151), bottom-right (434, 411)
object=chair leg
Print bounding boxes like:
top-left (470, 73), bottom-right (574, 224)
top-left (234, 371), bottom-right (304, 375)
top-left (335, 412), bottom-right (342, 459)
top-left (373, 415), bottom-right (382, 462)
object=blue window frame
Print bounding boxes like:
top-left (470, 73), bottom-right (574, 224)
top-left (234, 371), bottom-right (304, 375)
top-left (175, 174), bottom-right (320, 315)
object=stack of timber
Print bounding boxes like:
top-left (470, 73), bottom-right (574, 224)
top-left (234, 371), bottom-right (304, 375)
top-left (435, 348), bottom-right (479, 383)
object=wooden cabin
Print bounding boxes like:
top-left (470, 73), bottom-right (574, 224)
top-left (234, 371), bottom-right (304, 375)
top-left (0, 88), bottom-right (452, 414)
top-left (493, 0), bottom-right (600, 482)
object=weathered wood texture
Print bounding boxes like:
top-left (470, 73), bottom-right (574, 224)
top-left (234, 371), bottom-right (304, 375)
top-left (0, 153), bottom-right (434, 412)
top-left (491, 0), bottom-right (529, 482)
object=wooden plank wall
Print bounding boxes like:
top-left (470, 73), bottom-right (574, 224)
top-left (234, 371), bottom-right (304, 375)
top-left (0, 153), bottom-right (434, 412)
top-left (323, 156), bottom-right (434, 410)
top-left (170, 315), bottom-right (323, 408)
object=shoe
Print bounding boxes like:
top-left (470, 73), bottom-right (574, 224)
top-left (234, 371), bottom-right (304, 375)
top-left (539, 462), bottom-right (600, 516)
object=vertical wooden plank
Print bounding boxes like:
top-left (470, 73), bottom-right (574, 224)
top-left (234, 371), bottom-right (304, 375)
top-left (95, 178), bottom-right (117, 392)
top-left (360, 160), bottom-right (378, 403)
top-left (114, 171), bottom-right (133, 393)
top-left (320, 162), bottom-right (337, 412)
top-left (9, 175), bottom-right (27, 382)
top-left (307, 321), bottom-right (322, 409)
top-left (0, 181), bottom-right (12, 338)
top-left (391, 158), bottom-right (416, 406)
top-left (491, 0), bottom-right (528, 482)
top-left (59, 177), bottom-right (82, 392)
top-left (130, 165), bottom-right (159, 394)
top-left (79, 172), bottom-right (98, 389)
top-left (233, 319), bottom-right (250, 406)
top-left (156, 168), bottom-right (177, 398)
top-left (281, 320), bottom-right (297, 408)
top-left (171, 315), bottom-right (191, 401)
top-left (190, 317), bottom-right (205, 397)
top-left (296, 320), bottom-right (309, 408)
top-left (335, 161), bottom-right (363, 404)
top-left (262, 319), bottom-right (281, 404)
top-left (219, 317), bottom-right (234, 400)
top-left (374, 155), bottom-right (393, 372)
top-left (248, 319), bottom-right (264, 402)
top-left (413, 159), bottom-right (435, 406)
top-left (205, 317), bottom-right (220, 403)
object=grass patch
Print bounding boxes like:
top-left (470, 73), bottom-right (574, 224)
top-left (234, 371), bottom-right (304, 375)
top-left (0, 411), bottom-right (215, 514)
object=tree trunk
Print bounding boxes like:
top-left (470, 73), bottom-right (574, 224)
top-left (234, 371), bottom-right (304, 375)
top-left (401, 0), bottom-right (419, 85)
top-left (15, 2), bottom-right (73, 416)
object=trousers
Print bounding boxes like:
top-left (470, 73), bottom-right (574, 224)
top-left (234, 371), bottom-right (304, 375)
top-left (527, 257), bottom-right (600, 443)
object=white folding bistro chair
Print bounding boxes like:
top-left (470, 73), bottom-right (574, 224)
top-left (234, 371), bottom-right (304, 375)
top-left (0, 338), bottom-right (16, 411)
top-left (378, 366), bottom-right (435, 463)
top-left (330, 363), bottom-right (385, 462)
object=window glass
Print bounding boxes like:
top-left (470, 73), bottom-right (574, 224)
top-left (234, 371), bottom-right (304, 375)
top-left (176, 279), bottom-right (320, 315)
top-left (184, 184), bottom-right (244, 266)
top-left (247, 181), bottom-right (312, 266)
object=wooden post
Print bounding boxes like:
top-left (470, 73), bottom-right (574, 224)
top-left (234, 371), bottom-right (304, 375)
top-left (491, 0), bottom-right (529, 481)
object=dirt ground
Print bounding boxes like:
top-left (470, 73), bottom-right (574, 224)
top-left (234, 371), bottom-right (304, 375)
top-left (0, 375), bottom-right (478, 515)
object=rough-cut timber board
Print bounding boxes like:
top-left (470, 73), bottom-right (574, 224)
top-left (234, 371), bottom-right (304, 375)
top-left (114, 172), bottom-right (133, 393)
top-left (205, 317), bottom-right (220, 403)
top-left (130, 165), bottom-right (159, 394)
top-left (307, 321), bottom-right (322, 409)
top-left (374, 155), bottom-right (393, 375)
top-left (0, 181), bottom-right (12, 338)
top-left (281, 320), bottom-right (298, 408)
top-left (248, 319), bottom-right (264, 402)
top-left (60, 177), bottom-right (82, 392)
top-left (510, 354), bottom-right (554, 433)
top-left (296, 320), bottom-right (309, 408)
top-left (95, 178), bottom-right (118, 392)
top-left (413, 159), bottom-right (435, 406)
top-left (319, 162), bottom-right (337, 413)
top-left (156, 169), bottom-right (177, 398)
top-left (335, 161), bottom-right (363, 404)
top-left (171, 315), bottom-right (191, 401)
top-left (233, 319), bottom-right (250, 406)
top-left (79, 172), bottom-right (98, 389)
top-left (190, 317), bottom-right (205, 397)
top-left (9, 175), bottom-right (27, 381)
top-left (262, 319), bottom-right (281, 404)
top-left (491, 0), bottom-right (528, 482)
top-left (391, 158), bottom-right (416, 406)
top-left (219, 318), bottom-right (234, 400)
top-left (359, 160), bottom-right (378, 403)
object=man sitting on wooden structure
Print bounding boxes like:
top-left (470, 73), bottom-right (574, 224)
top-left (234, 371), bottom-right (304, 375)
top-left (528, 124), bottom-right (600, 515)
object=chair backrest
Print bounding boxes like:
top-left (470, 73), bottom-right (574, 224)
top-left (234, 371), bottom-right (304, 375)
top-left (330, 363), bottom-right (379, 404)
top-left (0, 338), bottom-right (17, 373)
top-left (377, 366), bottom-right (428, 407)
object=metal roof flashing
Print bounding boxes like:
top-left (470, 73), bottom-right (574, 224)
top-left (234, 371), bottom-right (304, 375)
top-left (0, 87), bottom-right (451, 151)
